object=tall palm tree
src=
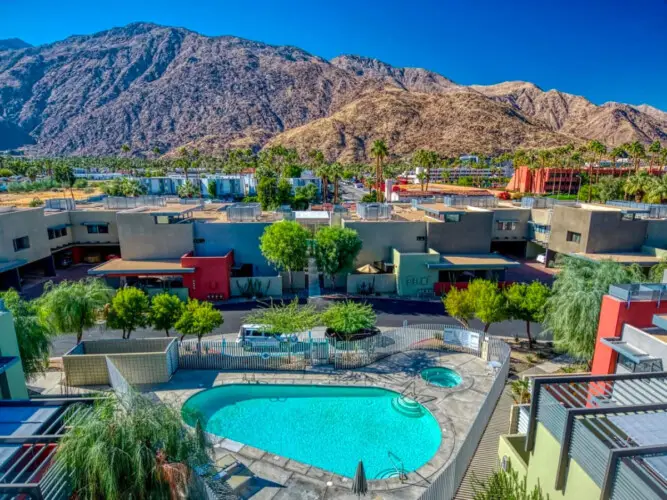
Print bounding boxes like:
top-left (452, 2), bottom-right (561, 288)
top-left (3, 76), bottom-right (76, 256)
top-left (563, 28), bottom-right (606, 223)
top-left (569, 151), bottom-right (583, 197)
top-left (512, 149), bottom-right (529, 193)
top-left (648, 140), bottom-right (662, 176)
top-left (370, 140), bottom-right (389, 202)
top-left (609, 145), bottom-right (626, 178)
top-left (660, 149), bottom-right (667, 176)
top-left (626, 141), bottom-right (646, 173)
top-left (328, 162), bottom-right (344, 204)
top-left (586, 140), bottom-right (606, 202)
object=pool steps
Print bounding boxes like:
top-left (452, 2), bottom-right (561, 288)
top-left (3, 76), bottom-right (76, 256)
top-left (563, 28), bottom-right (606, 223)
top-left (391, 396), bottom-right (425, 418)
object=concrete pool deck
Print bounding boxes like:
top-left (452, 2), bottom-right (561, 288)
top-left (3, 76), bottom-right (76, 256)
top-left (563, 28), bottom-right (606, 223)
top-left (142, 349), bottom-right (495, 499)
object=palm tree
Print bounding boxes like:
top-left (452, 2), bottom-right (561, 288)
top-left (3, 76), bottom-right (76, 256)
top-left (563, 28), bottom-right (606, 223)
top-left (609, 145), bottom-right (626, 178)
top-left (587, 140), bottom-right (607, 202)
top-left (648, 140), bottom-right (662, 175)
top-left (412, 149), bottom-right (439, 192)
top-left (120, 144), bottom-right (130, 156)
top-left (660, 149), bottom-right (667, 176)
top-left (370, 140), bottom-right (389, 202)
top-left (512, 149), bottom-right (529, 193)
top-left (626, 141), bottom-right (646, 173)
top-left (647, 175), bottom-right (667, 204)
top-left (569, 151), bottom-right (583, 197)
top-left (624, 171), bottom-right (652, 202)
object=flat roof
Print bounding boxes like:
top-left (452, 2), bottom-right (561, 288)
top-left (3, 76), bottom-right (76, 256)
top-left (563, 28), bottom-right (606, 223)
top-left (654, 315), bottom-right (667, 331)
top-left (88, 258), bottom-right (195, 275)
top-left (569, 252), bottom-right (664, 265)
top-left (426, 253), bottom-right (520, 270)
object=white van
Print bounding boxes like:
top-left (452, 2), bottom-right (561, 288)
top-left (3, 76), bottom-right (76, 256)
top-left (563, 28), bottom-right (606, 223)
top-left (236, 324), bottom-right (299, 346)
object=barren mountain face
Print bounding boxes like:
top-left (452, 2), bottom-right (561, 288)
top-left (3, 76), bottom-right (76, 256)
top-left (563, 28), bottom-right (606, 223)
top-left (0, 23), bottom-right (664, 158)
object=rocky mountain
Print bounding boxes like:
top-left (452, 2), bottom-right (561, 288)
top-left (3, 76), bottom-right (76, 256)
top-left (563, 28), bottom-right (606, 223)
top-left (0, 39), bottom-right (32, 51)
top-left (0, 22), bottom-right (665, 159)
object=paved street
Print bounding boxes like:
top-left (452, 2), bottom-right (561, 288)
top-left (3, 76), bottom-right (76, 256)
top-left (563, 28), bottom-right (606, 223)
top-left (49, 297), bottom-right (545, 356)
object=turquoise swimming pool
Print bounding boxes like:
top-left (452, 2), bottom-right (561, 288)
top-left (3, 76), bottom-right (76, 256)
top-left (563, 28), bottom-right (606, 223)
top-left (182, 384), bottom-right (442, 479)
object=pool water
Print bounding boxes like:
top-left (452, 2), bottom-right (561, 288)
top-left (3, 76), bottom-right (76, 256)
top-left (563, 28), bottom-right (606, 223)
top-left (421, 367), bottom-right (462, 388)
top-left (182, 384), bottom-right (441, 479)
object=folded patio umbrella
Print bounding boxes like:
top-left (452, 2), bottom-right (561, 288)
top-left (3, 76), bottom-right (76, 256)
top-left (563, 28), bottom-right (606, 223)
top-left (352, 460), bottom-right (368, 498)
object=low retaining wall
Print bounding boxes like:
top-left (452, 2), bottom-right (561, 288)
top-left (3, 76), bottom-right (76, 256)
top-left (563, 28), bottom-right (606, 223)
top-left (346, 273), bottom-right (396, 294)
top-left (63, 338), bottom-right (178, 386)
top-left (230, 276), bottom-right (282, 297)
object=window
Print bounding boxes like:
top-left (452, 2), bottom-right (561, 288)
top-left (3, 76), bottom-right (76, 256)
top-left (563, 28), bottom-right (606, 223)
top-left (444, 213), bottom-right (461, 223)
top-left (87, 224), bottom-right (109, 234)
top-left (566, 231), bottom-right (581, 244)
top-left (12, 236), bottom-right (30, 252)
top-left (617, 354), bottom-right (663, 373)
top-left (416, 236), bottom-right (426, 241)
top-left (496, 221), bottom-right (517, 231)
top-left (48, 227), bottom-right (68, 240)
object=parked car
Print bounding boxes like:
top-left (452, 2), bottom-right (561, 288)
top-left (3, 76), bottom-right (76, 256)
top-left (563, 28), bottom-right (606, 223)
top-left (536, 254), bottom-right (546, 264)
top-left (236, 324), bottom-right (298, 346)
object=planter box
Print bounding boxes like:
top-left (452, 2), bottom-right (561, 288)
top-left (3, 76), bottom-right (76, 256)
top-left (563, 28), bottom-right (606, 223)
top-left (63, 338), bottom-right (178, 386)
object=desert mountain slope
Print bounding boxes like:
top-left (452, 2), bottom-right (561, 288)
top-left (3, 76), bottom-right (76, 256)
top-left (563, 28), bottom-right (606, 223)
top-left (267, 88), bottom-right (579, 162)
top-left (0, 22), bottom-right (664, 157)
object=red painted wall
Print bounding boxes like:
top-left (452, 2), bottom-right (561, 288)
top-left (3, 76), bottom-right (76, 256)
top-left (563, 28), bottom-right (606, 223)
top-left (181, 251), bottom-right (233, 301)
top-left (591, 295), bottom-right (667, 375)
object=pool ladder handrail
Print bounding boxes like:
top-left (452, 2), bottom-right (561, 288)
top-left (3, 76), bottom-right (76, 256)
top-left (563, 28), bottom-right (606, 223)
top-left (400, 380), bottom-right (418, 400)
top-left (387, 451), bottom-right (408, 482)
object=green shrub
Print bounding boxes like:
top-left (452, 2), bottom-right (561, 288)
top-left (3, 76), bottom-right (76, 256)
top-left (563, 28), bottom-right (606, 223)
top-left (321, 301), bottom-right (376, 339)
top-left (473, 468), bottom-right (548, 499)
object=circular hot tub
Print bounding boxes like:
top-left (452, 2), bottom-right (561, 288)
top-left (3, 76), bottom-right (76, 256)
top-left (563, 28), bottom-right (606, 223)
top-left (421, 367), bottom-right (462, 388)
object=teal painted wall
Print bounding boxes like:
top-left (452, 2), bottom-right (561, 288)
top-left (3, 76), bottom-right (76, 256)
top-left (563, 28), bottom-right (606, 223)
top-left (393, 248), bottom-right (439, 296)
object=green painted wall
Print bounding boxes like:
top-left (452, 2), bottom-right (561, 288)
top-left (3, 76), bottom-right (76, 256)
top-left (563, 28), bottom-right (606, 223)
top-left (498, 434), bottom-right (529, 477)
top-left (393, 248), bottom-right (439, 296)
top-left (525, 423), bottom-right (601, 499)
top-left (0, 308), bottom-right (29, 399)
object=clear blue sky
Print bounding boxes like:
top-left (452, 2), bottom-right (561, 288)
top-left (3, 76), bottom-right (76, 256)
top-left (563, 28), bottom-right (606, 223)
top-left (1, 0), bottom-right (666, 110)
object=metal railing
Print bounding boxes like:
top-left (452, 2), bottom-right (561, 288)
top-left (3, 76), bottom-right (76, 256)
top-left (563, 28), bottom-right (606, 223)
top-left (418, 337), bottom-right (511, 500)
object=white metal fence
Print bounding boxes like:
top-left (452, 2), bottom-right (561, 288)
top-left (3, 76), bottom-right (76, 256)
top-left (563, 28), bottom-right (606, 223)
top-left (178, 338), bottom-right (332, 371)
top-left (177, 325), bottom-right (485, 371)
top-left (417, 337), bottom-right (511, 500)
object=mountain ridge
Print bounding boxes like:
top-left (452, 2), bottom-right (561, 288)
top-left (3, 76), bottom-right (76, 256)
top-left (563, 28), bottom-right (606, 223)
top-left (0, 22), bottom-right (664, 158)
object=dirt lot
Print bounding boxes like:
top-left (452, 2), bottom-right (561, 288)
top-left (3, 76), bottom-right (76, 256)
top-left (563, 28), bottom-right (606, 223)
top-left (397, 183), bottom-right (505, 195)
top-left (0, 187), bottom-right (103, 207)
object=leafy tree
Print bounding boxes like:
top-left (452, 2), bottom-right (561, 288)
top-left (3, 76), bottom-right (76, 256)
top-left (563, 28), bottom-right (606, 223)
top-left (207, 179), bottom-right (217, 199)
top-left (292, 183), bottom-right (318, 209)
top-left (505, 282), bottom-right (551, 347)
top-left (257, 175), bottom-right (278, 210)
top-left (595, 176), bottom-right (624, 203)
top-left (105, 287), bottom-right (150, 339)
top-left (101, 178), bottom-right (146, 197)
top-left (545, 257), bottom-right (645, 362)
top-left (56, 393), bottom-right (210, 500)
top-left (37, 278), bottom-right (113, 344)
top-left (314, 226), bottom-right (362, 285)
top-left (150, 293), bottom-right (185, 337)
top-left (177, 180), bottom-right (199, 199)
top-left (321, 301), bottom-right (376, 340)
top-left (467, 279), bottom-right (507, 332)
top-left (443, 287), bottom-right (475, 328)
top-left (1, 289), bottom-right (52, 380)
top-left (370, 139), bottom-right (389, 201)
top-left (244, 299), bottom-right (319, 335)
top-left (259, 221), bottom-right (310, 289)
top-left (473, 468), bottom-right (547, 500)
top-left (276, 178), bottom-right (293, 206)
top-left (283, 164), bottom-right (303, 178)
top-left (175, 299), bottom-right (223, 343)
top-left (53, 163), bottom-right (76, 199)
